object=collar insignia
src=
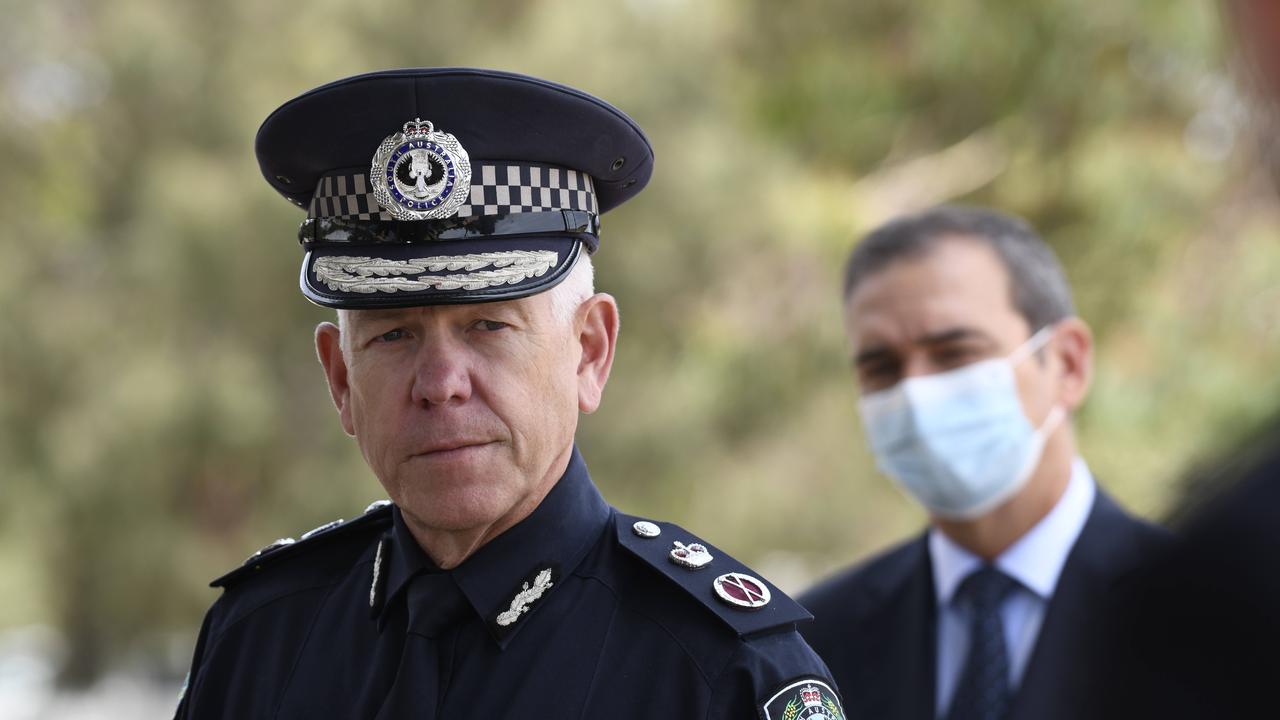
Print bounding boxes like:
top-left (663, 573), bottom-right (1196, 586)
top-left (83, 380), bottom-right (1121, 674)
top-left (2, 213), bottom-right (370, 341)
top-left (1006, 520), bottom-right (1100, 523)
top-left (496, 567), bottom-right (556, 627)
top-left (369, 535), bottom-right (386, 610)
top-left (370, 118), bottom-right (472, 220)
top-left (669, 540), bottom-right (713, 569)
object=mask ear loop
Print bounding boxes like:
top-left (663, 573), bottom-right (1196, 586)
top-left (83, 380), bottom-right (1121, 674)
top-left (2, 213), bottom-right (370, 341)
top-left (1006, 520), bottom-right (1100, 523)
top-left (1037, 404), bottom-right (1067, 438)
top-left (1007, 324), bottom-right (1056, 367)
top-left (1007, 404), bottom-right (1067, 499)
top-left (1013, 324), bottom-right (1068, 440)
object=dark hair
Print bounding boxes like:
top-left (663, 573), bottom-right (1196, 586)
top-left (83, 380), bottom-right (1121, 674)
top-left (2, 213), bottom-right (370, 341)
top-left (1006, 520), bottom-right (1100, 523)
top-left (842, 205), bottom-right (1075, 331)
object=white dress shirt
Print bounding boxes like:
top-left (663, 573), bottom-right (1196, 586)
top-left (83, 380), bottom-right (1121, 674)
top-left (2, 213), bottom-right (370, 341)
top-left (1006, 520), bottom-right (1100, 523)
top-left (929, 458), bottom-right (1097, 718)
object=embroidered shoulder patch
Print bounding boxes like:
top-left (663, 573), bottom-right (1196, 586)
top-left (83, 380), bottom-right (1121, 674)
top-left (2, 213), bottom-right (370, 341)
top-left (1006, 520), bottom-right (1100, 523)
top-left (760, 678), bottom-right (846, 720)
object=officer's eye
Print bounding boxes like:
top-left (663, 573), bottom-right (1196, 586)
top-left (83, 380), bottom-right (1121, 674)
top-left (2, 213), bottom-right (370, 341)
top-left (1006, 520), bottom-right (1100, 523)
top-left (474, 319), bottom-right (509, 332)
top-left (375, 329), bottom-right (408, 343)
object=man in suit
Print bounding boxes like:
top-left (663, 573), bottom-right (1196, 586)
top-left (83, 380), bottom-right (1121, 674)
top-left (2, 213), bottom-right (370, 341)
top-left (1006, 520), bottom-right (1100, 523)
top-left (800, 205), bottom-right (1168, 720)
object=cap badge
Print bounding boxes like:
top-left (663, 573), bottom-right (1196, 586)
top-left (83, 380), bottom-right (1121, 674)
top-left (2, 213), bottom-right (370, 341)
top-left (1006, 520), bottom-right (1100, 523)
top-left (669, 541), bottom-right (713, 569)
top-left (712, 572), bottom-right (771, 610)
top-left (371, 118), bottom-right (472, 221)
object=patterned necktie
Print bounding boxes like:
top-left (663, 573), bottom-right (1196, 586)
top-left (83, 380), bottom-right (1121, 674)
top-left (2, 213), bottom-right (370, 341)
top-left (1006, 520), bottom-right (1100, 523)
top-left (375, 572), bottom-right (470, 720)
top-left (946, 565), bottom-right (1020, 720)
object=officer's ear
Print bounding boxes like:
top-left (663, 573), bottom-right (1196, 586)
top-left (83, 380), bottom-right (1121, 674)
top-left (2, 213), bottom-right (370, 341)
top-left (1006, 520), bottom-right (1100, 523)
top-left (575, 293), bottom-right (619, 414)
top-left (316, 321), bottom-right (356, 436)
top-left (1050, 316), bottom-right (1093, 412)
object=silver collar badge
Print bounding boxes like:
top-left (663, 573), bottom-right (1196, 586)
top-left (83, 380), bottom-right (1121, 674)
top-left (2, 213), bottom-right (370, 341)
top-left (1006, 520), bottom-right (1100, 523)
top-left (369, 536), bottom-right (385, 609)
top-left (371, 118), bottom-right (472, 220)
top-left (496, 568), bottom-right (555, 627)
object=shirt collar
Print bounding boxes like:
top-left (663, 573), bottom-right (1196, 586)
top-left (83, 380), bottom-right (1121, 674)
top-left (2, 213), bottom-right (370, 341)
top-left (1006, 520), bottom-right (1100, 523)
top-left (379, 445), bottom-right (610, 647)
top-left (930, 457), bottom-right (1097, 605)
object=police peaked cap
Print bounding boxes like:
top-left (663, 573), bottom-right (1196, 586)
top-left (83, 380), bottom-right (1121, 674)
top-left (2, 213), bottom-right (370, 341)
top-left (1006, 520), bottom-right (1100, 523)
top-left (256, 68), bottom-right (654, 308)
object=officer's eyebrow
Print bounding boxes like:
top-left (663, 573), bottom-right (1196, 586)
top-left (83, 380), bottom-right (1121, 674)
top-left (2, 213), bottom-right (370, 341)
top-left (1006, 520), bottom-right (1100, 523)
top-left (483, 297), bottom-right (537, 322)
top-left (345, 308), bottom-right (416, 329)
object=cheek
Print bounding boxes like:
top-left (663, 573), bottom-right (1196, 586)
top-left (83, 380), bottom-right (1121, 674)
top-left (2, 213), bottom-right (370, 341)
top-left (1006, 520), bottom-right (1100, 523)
top-left (1013, 362), bottom-right (1057, 420)
top-left (515, 362), bottom-right (578, 423)
top-left (548, 341), bottom-right (585, 405)
top-left (346, 364), bottom-right (409, 445)
top-left (487, 339), bottom-right (580, 438)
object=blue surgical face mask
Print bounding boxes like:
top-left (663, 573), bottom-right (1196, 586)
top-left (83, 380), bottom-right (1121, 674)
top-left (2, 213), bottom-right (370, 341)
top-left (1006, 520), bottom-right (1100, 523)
top-left (856, 326), bottom-right (1064, 520)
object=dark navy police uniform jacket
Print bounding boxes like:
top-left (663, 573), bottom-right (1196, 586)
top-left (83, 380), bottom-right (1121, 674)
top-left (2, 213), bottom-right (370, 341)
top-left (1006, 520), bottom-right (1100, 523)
top-left (178, 448), bottom-right (843, 719)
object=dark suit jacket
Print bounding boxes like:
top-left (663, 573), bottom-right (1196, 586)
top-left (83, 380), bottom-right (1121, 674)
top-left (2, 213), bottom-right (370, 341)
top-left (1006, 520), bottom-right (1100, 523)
top-left (1098, 440), bottom-right (1280, 719)
top-left (799, 490), bottom-right (1169, 720)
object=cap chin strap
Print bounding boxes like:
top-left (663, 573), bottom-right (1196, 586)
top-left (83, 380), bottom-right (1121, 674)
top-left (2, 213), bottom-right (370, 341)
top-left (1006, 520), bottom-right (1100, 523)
top-left (298, 209), bottom-right (599, 248)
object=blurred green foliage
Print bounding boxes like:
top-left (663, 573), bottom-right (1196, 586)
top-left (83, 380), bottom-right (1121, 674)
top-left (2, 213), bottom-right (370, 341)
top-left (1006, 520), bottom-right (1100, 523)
top-left (2, 0), bottom-right (1278, 687)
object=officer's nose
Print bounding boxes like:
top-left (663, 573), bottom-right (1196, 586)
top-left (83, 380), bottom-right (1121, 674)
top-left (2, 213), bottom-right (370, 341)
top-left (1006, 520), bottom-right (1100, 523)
top-left (410, 339), bottom-right (473, 407)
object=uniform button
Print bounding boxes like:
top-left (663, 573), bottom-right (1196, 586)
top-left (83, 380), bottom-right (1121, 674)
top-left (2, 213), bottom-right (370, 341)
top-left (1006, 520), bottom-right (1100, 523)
top-left (632, 520), bottom-right (661, 538)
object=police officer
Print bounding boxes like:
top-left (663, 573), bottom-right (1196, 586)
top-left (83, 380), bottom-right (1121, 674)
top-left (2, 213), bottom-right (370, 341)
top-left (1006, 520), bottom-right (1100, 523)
top-left (176, 68), bottom-right (844, 720)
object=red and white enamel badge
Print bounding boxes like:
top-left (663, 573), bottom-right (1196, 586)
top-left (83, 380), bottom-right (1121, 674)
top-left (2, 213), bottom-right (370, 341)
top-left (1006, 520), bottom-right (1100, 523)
top-left (712, 572), bottom-right (771, 609)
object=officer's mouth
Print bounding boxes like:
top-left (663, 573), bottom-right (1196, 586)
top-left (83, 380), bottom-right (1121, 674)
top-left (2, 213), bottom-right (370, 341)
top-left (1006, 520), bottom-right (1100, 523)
top-left (411, 440), bottom-right (499, 460)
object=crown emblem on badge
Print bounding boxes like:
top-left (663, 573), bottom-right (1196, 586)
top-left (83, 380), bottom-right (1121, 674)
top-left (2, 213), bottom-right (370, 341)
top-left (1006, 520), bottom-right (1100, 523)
top-left (370, 118), bottom-right (472, 221)
top-left (800, 685), bottom-right (823, 708)
top-left (669, 540), bottom-right (713, 569)
top-left (762, 679), bottom-right (845, 720)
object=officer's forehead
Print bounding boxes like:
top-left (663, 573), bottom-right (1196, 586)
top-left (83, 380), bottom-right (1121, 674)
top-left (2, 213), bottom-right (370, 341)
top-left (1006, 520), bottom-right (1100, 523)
top-left (338, 294), bottom-right (546, 325)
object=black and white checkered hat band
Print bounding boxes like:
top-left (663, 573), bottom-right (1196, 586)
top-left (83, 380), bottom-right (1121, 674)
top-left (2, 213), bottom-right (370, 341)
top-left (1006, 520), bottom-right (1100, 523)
top-left (308, 162), bottom-right (597, 220)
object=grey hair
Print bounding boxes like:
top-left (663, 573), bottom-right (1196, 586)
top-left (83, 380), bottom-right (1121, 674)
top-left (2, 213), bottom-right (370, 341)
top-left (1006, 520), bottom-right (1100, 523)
top-left (842, 204), bottom-right (1075, 331)
top-left (547, 252), bottom-right (595, 325)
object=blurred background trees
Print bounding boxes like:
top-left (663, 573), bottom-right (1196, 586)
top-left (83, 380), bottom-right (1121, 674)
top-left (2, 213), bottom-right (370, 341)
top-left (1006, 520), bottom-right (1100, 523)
top-left (1, 0), bottom-right (1277, 700)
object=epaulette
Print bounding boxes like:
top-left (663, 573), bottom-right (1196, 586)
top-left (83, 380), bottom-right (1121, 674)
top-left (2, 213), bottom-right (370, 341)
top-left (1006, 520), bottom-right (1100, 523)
top-left (614, 513), bottom-right (812, 638)
top-left (211, 500), bottom-right (395, 588)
